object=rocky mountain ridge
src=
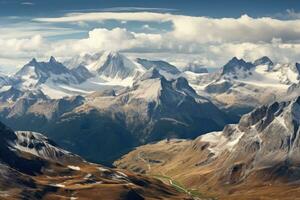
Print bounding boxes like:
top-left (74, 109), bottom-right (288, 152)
top-left (115, 96), bottom-right (300, 200)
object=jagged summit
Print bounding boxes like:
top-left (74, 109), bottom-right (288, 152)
top-left (97, 51), bottom-right (143, 79)
top-left (28, 58), bottom-right (38, 65)
top-left (17, 56), bottom-right (69, 75)
top-left (67, 51), bottom-right (145, 82)
top-left (254, 56), bottom-right (273, 67)
top-left (133, 68), bottom-right (198, 102)
top-left (49, 56), bottom-right (57, 63)
top-left (14, 57), bottom-right (91, 90)
top-left (222, 57), bottom-right (254, 75)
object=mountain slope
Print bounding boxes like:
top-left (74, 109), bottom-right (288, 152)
top-left (0, 121), bottom-right (191, 200)
top-left (64, 68), bottom-right (230, 142)
top-left (115, 96), bottom-right (300, 200)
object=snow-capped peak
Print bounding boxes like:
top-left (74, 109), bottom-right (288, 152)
top-left (253, 56), bottom-right (273, 67)
top-left (129, 68), bottom-right (199, 103)
top-left (49, 56), bottom-right (58, 63)
top-left (28, 58), bottom-right (38, 65)
top-left (222, 57), bottom-right (254, 75)
top-left (14, 57), bottom-right (87, 92)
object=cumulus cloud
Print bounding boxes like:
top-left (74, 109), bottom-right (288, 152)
top-left (171, 14), bottom-right (300, 44)
top-left (0, 35), bottom-right (44, 55)
top-left (0, 34), bottom-right (48, 71)
top-left (34, 12), bottom-right (300, 44)
top-left (2, 11), bottom-right (300, 71)
top-left (46, 26), bottom-right (300, 68)
top-left (47, 27), bottom-right (165, 57)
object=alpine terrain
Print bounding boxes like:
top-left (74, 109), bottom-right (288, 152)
top-left (115, 96), bottom-right (300, 200)
top-left (0, 120), bottom-right (191, 200)
top-left (184, 56), bottom-right (300, 116)
top-left (0, 52), bottom-right (232, 165)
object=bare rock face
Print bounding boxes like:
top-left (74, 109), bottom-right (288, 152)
top-left (214, 97), bottom-right (300, 174)
top-left (0, 121), bottom-right (191, 200)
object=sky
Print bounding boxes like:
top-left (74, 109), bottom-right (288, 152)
top-left (1, 0), bottom-right (300, 73)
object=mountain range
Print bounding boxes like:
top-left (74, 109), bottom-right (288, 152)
top-left (0, 52), bottom-right (299, 165)
top-left (0, 50), bottom-right (300, 199)
top-left (187, 56), bottom-right (300, 116)
top-left (0, 66), bottom-right (231, 165)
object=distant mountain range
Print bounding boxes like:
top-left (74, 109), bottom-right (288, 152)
top-left (187, 56), bottom-right (300, 116)
top-left (0, 51), bottom-right (299, 165)
top-left (0, 66), bottom-right (231, 164)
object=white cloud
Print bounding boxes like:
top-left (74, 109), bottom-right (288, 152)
top-left (47, 26), bottom-right (300, 68)
top-left (34, 12), bottom-right (300, 44)
top-left (2, 12), bottom-right (300, 71)
top-left (170, 14), bottom-right (300, 44)
top-left (47, 28), bottom-right (162, 56)
top-left (0, 23), bottom-right (84, 39)
top-left (21, 2), bottom-right (35, 6)
top-left (0, 35), bottom-right (43, 55)
top-left (0, 35), bottom-right (48, 72)
top-left (34, 12), bottom-right (173, 23)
